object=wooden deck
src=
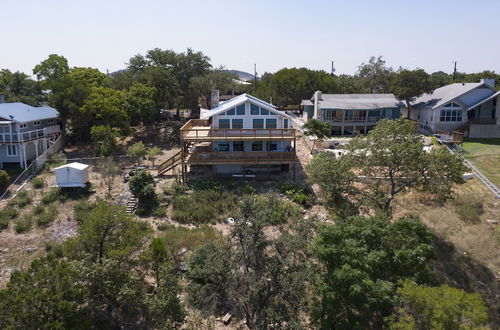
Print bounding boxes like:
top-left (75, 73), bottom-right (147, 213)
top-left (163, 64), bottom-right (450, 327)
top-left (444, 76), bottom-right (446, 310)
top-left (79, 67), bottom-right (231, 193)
top-left (180, 119), bottom-right (296, 142)
top-left (188, 151), bottom-right (296, 165)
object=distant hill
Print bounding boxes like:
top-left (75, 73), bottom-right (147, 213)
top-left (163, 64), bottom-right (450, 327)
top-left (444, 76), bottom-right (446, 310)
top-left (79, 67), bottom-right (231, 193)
top-left (226, 70), bottom-right (257, 82)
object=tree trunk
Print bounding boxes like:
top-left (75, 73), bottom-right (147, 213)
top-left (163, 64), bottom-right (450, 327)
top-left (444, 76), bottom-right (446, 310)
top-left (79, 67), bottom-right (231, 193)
top-left (406, 100), bottom-right (411, 119)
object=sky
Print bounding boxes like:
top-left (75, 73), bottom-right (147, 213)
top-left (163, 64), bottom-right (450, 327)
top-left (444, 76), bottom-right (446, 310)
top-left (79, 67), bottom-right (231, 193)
top-left (1, 0), bottom-right (499, 77)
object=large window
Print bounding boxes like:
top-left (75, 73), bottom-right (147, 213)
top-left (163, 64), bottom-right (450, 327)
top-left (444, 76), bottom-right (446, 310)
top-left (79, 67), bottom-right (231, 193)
top-left (219, 119), bottom-right (230, 128)
top-left (7, 144), bottom-right (17, 156)
top-left (443, 102), bottom-right (461, 108)
top-left (226, 108), bottom-right (235, 116)
top-left (251, 104), bottom-right (260, 115)
top-left (236, 104), bottom-right (245, 115)
top-left (253, 119), bottom-right (264, 129)
top-left (267, 142), bottom-right (278, 151)
top-left (232, 119), bottom-right (243, 129)
top-left (284, 119), bottom-right (289, 128)
top-left (260, 108), bottom-right (269, 115)
top-left (252, 141), bottom-right (263, 151)
top-left (440, 109), bottom-right (462, 122)
top-left (218, 143), bottom-right (229, 151)
top-left (233, 141), bottom-right (244, 151)
top-left (266, 118), bottom-right (277, 129)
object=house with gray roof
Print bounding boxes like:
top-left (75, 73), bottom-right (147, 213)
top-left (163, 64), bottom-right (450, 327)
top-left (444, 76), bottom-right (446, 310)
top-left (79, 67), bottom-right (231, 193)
top-left (302, 91), bottom-right (404, 136)
top-left (409, 79), bottom-right (499, 137)
top-left (0, 99), bottom-right (62, 168)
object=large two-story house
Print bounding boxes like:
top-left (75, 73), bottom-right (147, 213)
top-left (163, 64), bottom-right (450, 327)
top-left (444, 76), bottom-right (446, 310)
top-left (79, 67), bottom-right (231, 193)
top-left (158, 93), bottom-right (297, 180)
top-left (302, 91), bottom-right (403, 136)
top-left (408, 79), bottom-right (499, 138)
top-left (0, 100), bottom-right (62, 168)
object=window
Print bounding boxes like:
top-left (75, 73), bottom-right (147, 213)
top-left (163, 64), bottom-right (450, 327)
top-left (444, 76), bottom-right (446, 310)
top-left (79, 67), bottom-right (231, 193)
top-left (443, 102), bottom-right (461, 108)
top-left (251, 104), bottom-right (260, 115)
top-left (47, 119), bottom-right (54, 124)
top-left (218, 143), bottom-right (230, 152)
top-left (7, 145), bottom-right (17, 156)
top-left (260, 108), bottom-right (269, 115)
top-left (440, 109), bottom-right (462, 122)
top-left (226, 108), bottom-right (235, 116)
top-left (33, 121), bottom-right (41, 126)
top-left (253, 119), bottom-right (264, 129)
top-left (284, 119), bottom-right (289, 128)
top-left (233, 141), bottom-right (244, 151)
top-left (266, 118), bottom-right (277, 129)
top-left (232, 119), bottom-right (243, 129)
top-left (19, 123), bottom-right (27, 129)
top-left (267, 142), bottom-right (278, 151)
top-left (368, 110), bottom-right (380, 118)
top-left (219, 119), bottom-right (230, 128)
top-left (236, 104), bottom-right (245, 115)
top-left (252, 142), bottom-right (263, 151)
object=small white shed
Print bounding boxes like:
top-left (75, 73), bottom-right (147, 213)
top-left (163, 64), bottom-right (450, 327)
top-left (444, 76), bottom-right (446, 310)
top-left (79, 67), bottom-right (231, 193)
top-left (53, 162), bottom-right (89, 188)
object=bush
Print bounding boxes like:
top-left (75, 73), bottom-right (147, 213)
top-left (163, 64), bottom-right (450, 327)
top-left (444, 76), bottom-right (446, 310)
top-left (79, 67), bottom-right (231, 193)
top-left (11, 191), bottom-right (32, 208)
top-left (172, 190), bottom-right (237, 224)
top-left (14, 217), bottom-right (32, 233)
top-left (32, 205), bottom-right (45, 215)
top-left (241, 184), bottom-right (257, 195)
top-left (454, 194), bottom-right (483, 223)
top-left (41, 189), bottom-right (65, 205)
top-left (160, 224), bottom-right (223, 257)
top-left (36, 205), bottom-right (58, 227)
top-left (31, 177), bottom-right (45, 189)
top-left (152, 205), bottom-right (167, 218)
top-left (190, 179), bottom-right (225, 192)
top-left (73, 200), bottom-right (96, 223)
top-left (0, 217), bottom-right (9, 230)
top-left (129, 170), bottom-right (156, 201)
top-left (277, 183), bottom-right (315, 208)
top-left (0, 170), bottom-right (10, 191)
top-left (1, 207), bottom-right (19, 219)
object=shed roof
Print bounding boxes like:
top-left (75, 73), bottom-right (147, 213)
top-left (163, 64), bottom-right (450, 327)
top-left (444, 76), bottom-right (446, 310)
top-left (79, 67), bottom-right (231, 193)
top-left (412, 82), bottom-right (496, 110)
top-left (54, 162), bottom-right (89, 171)
top-left (0, 103), bottom-right (59, 122)
top-left (318, 94), bottom-right (403, 110)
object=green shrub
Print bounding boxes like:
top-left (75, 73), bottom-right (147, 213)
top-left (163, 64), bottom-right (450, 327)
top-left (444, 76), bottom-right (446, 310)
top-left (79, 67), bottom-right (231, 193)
top-left (11, 191), bottom-right (32, 208)
top-left (170, 182), bottom-right (187, 195)
top-left (454, 194), bottom-right (483, 223)
top-left (277, 183), bottom-right (315, 208)
top-left (32, 205), bottom-right (45, 215)
top-left (36, 205), bottom-right (58, 227)
top-left (129, 170), bottom-right (156, 201)
top-left (152, 205), bottom-right (167, 218)
top-left (14, 217), bottom-right (32, 233)
top-left (172, 190), bottom-right (237, 224)
top-left (160, 224), bottom-right (223, 257)
top-left (41, 189), bottom-right (63, 205)
top-left (73, 200), bottom-right (96, 223)
top-left (0, 170), bottom-right (10, 191)
top-left (1, 207), bottom-right (19, 219)
top-left (0, 216), bottom-right (9, 230)
top-left (241, 184), bottom-right (257, 195)
top-left (31, 177), bottom-right (45, 189)
top-left (190, 179), bottom-right (225, 192)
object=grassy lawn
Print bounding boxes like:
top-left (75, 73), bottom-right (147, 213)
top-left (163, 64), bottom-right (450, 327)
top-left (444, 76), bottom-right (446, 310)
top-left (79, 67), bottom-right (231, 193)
top-left (462, 138), bottom-right (500, 186)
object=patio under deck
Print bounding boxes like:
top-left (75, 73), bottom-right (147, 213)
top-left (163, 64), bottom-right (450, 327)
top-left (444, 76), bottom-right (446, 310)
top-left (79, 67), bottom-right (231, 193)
top-left (188, 150), bottom-right (297, 165)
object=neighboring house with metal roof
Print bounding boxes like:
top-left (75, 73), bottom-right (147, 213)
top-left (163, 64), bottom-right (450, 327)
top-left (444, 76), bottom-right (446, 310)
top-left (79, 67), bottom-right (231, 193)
top-left (409, 79), bottom-right (500, 137)
top-left (302, 91), bottom-right (404, 136)
top-left (158, 93), bottom-right (297, 180)
top-left (0, 100), bottom-right (62, 168)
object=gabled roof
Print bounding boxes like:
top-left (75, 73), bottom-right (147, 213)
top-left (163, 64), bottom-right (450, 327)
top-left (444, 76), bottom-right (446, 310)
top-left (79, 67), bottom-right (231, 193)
top-left (0, 102), bottom-right (59, 122)
top-left (200, 93), bottom-right (291, 119)
top-left (318, 94), bottom-right (403, 110)
top-left (300, 99), bottom-right (313, 106)
top-left (54, 162), bottom-right (89, 171)
top-left (413, 82), bottom-right (496, 110)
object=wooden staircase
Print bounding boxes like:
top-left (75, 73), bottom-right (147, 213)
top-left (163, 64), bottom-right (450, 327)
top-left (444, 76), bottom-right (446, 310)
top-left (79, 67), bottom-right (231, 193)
top-left (455, 120), bottom-right (470, 133)
top-left (157, 150), bottom-right (183, 176)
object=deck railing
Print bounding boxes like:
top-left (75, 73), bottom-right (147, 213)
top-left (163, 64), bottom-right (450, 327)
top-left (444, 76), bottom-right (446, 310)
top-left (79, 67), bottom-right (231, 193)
top-left (181, 127), bottom-right (296, 140)
top-left (469, 118), bottom-right (497, 125)
top-left (0, 125), bottom-right (61, 143)
top-left (326, 116), bottom-right (381, 124)
top-left (189, 151), bottom-right (296, 164)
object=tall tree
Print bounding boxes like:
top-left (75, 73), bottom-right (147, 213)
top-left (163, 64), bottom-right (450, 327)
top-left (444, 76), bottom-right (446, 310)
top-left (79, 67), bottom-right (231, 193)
top-left (391, 69), bottom-right (433, 119)
top-left (312, 215), bottom-right (434, 329)
top-left (355, 56), bottom-right (394, 93)
top-left (33, 54), bottom-right (70, 90)
top-left (303, 118), bottom-right (331, 154)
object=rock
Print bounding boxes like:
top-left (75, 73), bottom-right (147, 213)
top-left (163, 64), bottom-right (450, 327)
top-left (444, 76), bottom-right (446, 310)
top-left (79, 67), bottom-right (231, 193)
top-left (222, 313), bottom-right (232, 325)
top-left (486, 219), bottom-right (498, 224)
top-left (25, 247), bottom-right (37, 253)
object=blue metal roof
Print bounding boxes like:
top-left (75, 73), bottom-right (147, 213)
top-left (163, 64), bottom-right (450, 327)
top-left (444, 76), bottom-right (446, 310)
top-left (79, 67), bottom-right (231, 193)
top-left (0, 102), bottom-right (59, 123)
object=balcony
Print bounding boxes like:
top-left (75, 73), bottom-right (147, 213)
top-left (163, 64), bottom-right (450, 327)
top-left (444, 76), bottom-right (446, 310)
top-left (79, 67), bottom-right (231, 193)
top-left (0, 125), bottom-right (61, 143)
top-left (188, 151), bottom-right (296, 165)
top-left (180, 119), bottom-right (296, 141)
top-left (469, 118), bottom-right (497, 125)
top-left (325, 116), bottom-right (381, 124)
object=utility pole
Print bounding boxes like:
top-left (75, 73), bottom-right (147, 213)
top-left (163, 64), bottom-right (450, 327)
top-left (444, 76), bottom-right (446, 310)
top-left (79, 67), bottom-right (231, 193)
top-left (452, 61), bottom-right (457, 83)
top-left (254, 64), bottom-right (257, 92)
top-left (331, 61), bottom-right (335, 75)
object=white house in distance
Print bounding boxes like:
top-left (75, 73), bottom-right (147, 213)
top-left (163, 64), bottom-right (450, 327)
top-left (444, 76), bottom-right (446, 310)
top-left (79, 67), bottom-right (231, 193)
top-left (408, 79), bottom-right (500, 137)
top-left (0, 98), bottom-right (62, 168)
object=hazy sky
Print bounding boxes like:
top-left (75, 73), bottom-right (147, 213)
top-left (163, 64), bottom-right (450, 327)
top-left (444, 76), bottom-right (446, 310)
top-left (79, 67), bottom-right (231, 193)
top-left (1, 0), bottom-right (499, 77)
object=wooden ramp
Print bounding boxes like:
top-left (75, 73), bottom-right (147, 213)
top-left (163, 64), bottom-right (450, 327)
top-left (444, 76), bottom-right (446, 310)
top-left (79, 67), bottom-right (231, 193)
top-left (126, 195), bottom-right (138, 214)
